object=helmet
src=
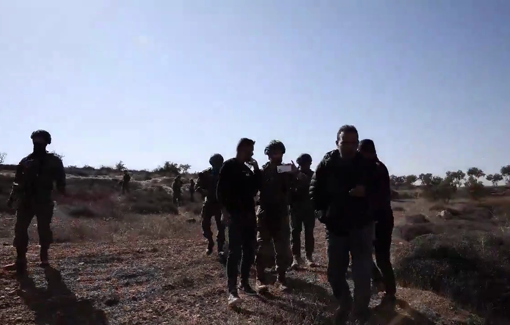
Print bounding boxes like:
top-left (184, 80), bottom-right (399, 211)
top-left (296, 153), bottom-right (312, 165)
top-left (264, 140), bottom-right (286, 155)
top-left (30, 130), bottom-right (51, 144)
top-left (209, 153), bottom-right (224, 166)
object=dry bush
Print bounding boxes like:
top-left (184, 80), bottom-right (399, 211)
top-left (394, 232), bottom-right (510, 320)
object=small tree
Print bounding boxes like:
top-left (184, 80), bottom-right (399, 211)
top-left (178, 164), bottom-right (191, 173)
top-left (501, 165), bottom-right (510, 184)
top-left (492, 173), bottom-right (503, 186)
top-left (0, 152), bottom-right (6, 164)
top-left (445, 170), bottom-right (465, 188)
top-left (404, 175), bottom-right (417, 187)
top-left (418, 173), bottom-right (433, 186)
top-left (51, 151), bottom-right (64, 160)
top-left (465, 175), bottom-right (486, 200)
top-left (467, 167), bottom-right (485, 180)
top-left (115, 160), bottom-right (126, 171)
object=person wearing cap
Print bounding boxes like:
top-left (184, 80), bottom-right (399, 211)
top-left (4, 130), bottom-right (66, 273)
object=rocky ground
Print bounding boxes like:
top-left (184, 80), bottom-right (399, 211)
top-left (0, 209), bottom-right (480, 325)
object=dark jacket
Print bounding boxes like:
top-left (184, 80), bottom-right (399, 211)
top-left (373, 159), bottom-right (393, 221)
top-left (216, 158), bottom-right (259, 216)
top-left (9, 152), bottom-right (66, 205)
top-left (309, 150), bottom-right (377, 235)
top-left (291, 169), bottom-right (314, 204)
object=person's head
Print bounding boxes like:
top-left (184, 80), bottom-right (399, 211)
top-left (30, 129), bottom-right (51, 154)
top-left (264, 140), bottom-right (286, 164)
top-left (236, 138), bottom-right (255, 162)
top-left (209, 153), bottom-right (224, 170)
top-left (336, 125), bottom-right (359, 159)
top-left (190, 179), bottom-right (195, 184)
top-left (123, 169), bottom-right (128, 174)
top-left (296, 153), bottom-right (312, 171)
top-left (176, 175), bottom-right (181, 180)
top-left (358, 139), bottom-right (377, 160)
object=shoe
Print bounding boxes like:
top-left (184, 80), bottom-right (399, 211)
top-left (3, 257), bottom-right (27, 274)
top-left (239, 282), bottom-right (257, 296)
top-left (290, 256), bottom-right (302, 270)
top-left (256, 278), bottom-right (269, 293)
top-left (228, 292), bottom-right (241, 307)
top-left (276, 274), bottom-right (289, 292)
top-left (206, 241), bottom-right (214, 255)
top-left (379, 294), bottom-right (397, 309)
top-left (305, 255), bottom-right (316, 267)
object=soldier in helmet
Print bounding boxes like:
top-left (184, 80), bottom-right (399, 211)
top-left (290, 153), bottom-right (316, 269)
top-left (189, 179), bottom-right (196, 202)
top-left (196, 154), bottom-right (225, 258)
top-left (4, 130), bottom-right (66, 273)
top-left (172, 175), bottom-right (183, 206)
top-left (255, 140), bottom-right (298, 293)
top-left (121, 169), bottom-right (131, 194)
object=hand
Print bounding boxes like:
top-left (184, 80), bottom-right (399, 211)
top-left (349, 185), bottom-right (366, 197)
top-left (221, 209), bottom-right (231, 226)
top-left (248, 158), bottom-right (259, 170)
top-left (290, 160), bottom-right (298, 173)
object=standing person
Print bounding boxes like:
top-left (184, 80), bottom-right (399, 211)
top-left (189, 179), bottom-right (196, 202)
top-left (4, 130), bottom-right (66, 273)
top-left (255, 140), bottom-right (298, 293)
top-left (196, 154), bottom-right (225, 258)
top-left (290, 153), bottom-right (316, 269)
top-left (121, 169), bottom-right (131, 194)
top-left (172, 175), bottom-right (183, 206)
top-left (358, 139), bottom-right (397, 308)
top-left (309, 125), bottom-right (378, 324)
top-left (217, 138), bottom-right (259, 307)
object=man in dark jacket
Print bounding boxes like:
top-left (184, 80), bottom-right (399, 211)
top-left (309, 125), bottom-right (378, 323)
top-left (216, 138), bottom-right (259, 307)
top-left (196, 154), bottom-right (225, 257)
top-left (121, 169), bottom-right (131, 194)
top-left (4, 130), bottom-right (66, 273)
top-left (358, 139), bottom-right (397, 307)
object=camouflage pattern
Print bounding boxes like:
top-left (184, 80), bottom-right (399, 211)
top-left (9, 152), bottom-right (65, 252)
top-left (197, 168), bottom-right (225, 252)
top-left (290, 168), bottom-right (315, 258)
top-left (255, 162), bottom-right (294, 279)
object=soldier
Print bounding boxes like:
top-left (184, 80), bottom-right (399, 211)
top-left (189, 179), bottom-right (196, 202)
top-left (4, 130), bottom-right (66, 273)
top-left (122, 169), bottom-right (131, 194)
top-left (196, 154), bottom-right (225, 258)
top-left (310, 125), bottom-right (378, 323)
top-left (255, 140), bottom-right (298, 293)
top-left (172, 175), bottom-right (183, 206)
top-left (358, 139), bottom-right (397, 308)
top-left (290, 153), bottom-right (316, 269)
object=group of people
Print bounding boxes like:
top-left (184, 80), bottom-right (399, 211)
top-left (197, 124), bottom-right (396, 324)
top-left (4, 126), bottom-right (397, 324)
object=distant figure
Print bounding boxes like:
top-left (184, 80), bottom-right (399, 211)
top-left (4, 130), bottom-right (66, 274)
top-left (172, 175), bottom-right (183, 206)
top-left (290, 153), bottom-right (316, 269)
top-left (358, 139), bottom-right (397, 308)
top-left (217, 138), bottom-right (259, 307)
top-left (189, 179), bottom-right (196, 202)
top-left (122, 169), bottom-right (131, 194)
top-left (196, 154), bottom-right (225, 258)
top-left (310, 125), bottom-right (379, 324)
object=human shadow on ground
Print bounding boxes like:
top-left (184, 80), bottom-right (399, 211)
top-left (17, 266), bottom-right (108, 325)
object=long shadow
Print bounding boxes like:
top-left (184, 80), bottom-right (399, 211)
top-left (17, 266), bottom-right (108, 325)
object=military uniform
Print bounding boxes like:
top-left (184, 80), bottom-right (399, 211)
top-left (255, 161), bottom-right (294, 286)
top-left (196, 168), bottom-right (225, 254)
top-left (5, 130), bottom-right (66, 272)
top-left (189, 179), bottom-right (195, 202)
top-left (290, 168), bottom-right (315, 262)
top-left (172, 177), bottom-right (183, 205)
top-left (122, 171), bottom-right (131, 194)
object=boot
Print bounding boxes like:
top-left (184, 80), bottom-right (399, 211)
top-left (205, 240), bottom-right (214, 255)
top-left (276, 273), bottom-right (289, 292)
top-left (290, 256), bottom-right (302, 270)
top-left (238, 279), bottom-right (257, 296)
top-left (3, 247), bottom-right (27, 274)
top-left (40, 246), bottom-right (49, 267)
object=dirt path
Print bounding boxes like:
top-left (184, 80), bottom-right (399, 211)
top-left (0, 220), bottom-right (476, 324)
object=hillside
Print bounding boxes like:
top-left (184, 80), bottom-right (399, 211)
top-left (0, 166), bottom-right (509, 324)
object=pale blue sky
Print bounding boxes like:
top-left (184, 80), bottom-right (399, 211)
top-left (1, 1), bottom-right (509, 176)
